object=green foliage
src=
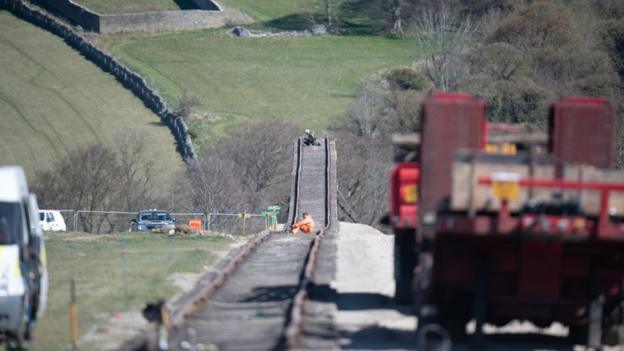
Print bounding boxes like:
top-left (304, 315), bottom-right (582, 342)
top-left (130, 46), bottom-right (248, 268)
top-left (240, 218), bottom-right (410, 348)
top-left (217, 0), bottom-right (322, 22)
top-left (599, 19), bottom-right (624, 82)
top-left (489, 2), bottom-right (577, 49)
top-left (469, 42), bottom-right (529, 80)
top-left (0, 11), bottom-right (182, 185)
top-left (74, 0), bottom-right (199, 14)
top-left (457, 0), bottom-right (517, 16)
top-left (384, 67), bottom-right (432, 91)
top-left (590, 0), bottom-right (624, 20)
top-left (460, 74), bottom-right (552, 124)
top-left (457, 1), bottom-right (622, 123)
top-left (341, 0), bottom-right (393, 34)
top-left (30, 232), bottom-right (232, 351)
top-left (391, 89), bottom-right (425, 131)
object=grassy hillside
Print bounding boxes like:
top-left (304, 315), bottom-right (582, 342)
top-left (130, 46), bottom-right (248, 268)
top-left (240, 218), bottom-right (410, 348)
top-left (109, 31), bottom-right (416, 146)
top-left (30, 232), bottom-right (232, 351)
top-left (217, 0), bottom-right (319, 22)
top-left (73, 0), bottom-right (200, 14)
top-left (0, 11), bottom-right (183, 184)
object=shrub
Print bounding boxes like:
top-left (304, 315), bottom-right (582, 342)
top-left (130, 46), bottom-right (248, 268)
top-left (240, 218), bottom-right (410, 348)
top-left (489, 2), bottom-right (577, 50)
top-left (384, 67), bottom-right (432, 91)
top-left (459, 74), bottom-right (553, 124)
top-left (468, 42), bottom-right (530, 80)
top-left (599, 19), bottom-right (624, 82)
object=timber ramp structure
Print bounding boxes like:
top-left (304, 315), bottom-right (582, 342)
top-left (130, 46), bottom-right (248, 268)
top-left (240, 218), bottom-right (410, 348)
top-left (124, 138), bottom-right (339, 351)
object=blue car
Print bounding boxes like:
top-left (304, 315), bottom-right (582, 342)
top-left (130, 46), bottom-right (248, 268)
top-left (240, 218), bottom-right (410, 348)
top-left (130, 209), bottom-right (175, 232)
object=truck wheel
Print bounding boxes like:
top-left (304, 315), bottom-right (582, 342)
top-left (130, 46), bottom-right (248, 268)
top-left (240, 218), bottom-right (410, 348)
top-left (394, 230), bottom-right (416, 305)
top-left (417, 322), bottom-right (451, 351)
top-left (441, 316), bottom-right (468, 341)
top-left (5, 333), bottom-right (25, 351)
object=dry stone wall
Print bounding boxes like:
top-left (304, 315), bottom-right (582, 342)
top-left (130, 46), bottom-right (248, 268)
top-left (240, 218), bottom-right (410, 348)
top-left (31, 0), bottom-right (225, 33)
top-left (192, 0), bottom-right (221, 11)
top-left (100, 10), bottom-right (226, 33)
top-left (31, 0), bottom-right (99, 31)
top-left (1, 0), bottom-right (197, 161)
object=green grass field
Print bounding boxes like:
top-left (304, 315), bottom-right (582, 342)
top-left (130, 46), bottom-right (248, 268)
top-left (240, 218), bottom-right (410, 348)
top-left (217, 0), bottom-right (319, 22)
top-left (109, 31), bottom-right (417, 145)
top-left (30, 232), bottom-right (233, 351)
top-left (0, 11), bottom-right (183, 184)
top-left (73, 0), bottom-right (200, 14)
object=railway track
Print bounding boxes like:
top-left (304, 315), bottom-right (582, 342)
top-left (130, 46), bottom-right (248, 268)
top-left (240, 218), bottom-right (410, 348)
top-left (127, 138), bottom-right (338, 351)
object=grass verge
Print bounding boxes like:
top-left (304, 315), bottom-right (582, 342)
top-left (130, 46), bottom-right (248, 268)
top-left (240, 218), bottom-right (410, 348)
top-left (29, 231), bottom-right (234, 351)
top-left (217, 0), bottom-right (320, 22)
top-left (0, 11), bottom-right (184, 185)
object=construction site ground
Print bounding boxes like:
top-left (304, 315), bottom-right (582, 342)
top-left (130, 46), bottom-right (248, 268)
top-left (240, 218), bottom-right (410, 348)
top-left (331, 222), bottom-right (623, 351)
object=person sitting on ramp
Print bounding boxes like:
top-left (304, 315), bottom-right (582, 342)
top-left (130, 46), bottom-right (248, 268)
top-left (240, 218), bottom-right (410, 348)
top-left (290, 212), bottom-right (315, 235)
top-left (304, 129), bottom-right (319, 146)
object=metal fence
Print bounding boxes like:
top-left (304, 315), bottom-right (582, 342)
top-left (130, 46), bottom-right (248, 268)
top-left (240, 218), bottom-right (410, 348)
top-left (52, 210), bottom-right (267, 235)
top-left (206, 212), bottom-right (268, 235)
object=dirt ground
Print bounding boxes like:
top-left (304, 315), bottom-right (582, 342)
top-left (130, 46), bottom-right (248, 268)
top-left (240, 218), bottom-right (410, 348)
top-left (330, 222), bottom-right (417, 350)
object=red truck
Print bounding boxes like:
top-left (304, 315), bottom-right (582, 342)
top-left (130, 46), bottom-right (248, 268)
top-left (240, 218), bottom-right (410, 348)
top-left (388, 92), bottom-right (624, 347)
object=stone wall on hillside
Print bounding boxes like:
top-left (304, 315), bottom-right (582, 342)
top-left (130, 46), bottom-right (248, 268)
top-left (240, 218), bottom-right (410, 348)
top-left (30, 0), bottom-right (229, 34)
top-left (0, 0), bottom-right (197, 161)
top-left (100, 10), bottom-right (226, 33)
top-left (192, 0), bottom-right (221, 11)
top-left (31, 0), bottom-right (99, 31)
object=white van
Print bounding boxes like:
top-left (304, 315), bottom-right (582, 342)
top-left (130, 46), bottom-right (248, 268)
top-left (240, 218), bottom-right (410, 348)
top-left (0, 166), bottom-right (48, 349)
top-left (39, 210), bottom-right (66, 232)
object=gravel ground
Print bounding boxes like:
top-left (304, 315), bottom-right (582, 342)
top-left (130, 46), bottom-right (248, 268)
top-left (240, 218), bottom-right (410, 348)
top-left (330, 222), bottom-right (417, 350)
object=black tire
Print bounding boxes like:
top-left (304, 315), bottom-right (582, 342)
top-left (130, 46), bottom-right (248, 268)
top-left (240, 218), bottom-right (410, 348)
top-left (394, 230), bottom-right (416, 304)
top-left (441, 315), bottom-right (468, 341)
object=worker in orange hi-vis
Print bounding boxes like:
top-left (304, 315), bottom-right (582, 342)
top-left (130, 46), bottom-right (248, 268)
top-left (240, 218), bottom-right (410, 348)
top-left (290, 212), bottom-right (315, 235)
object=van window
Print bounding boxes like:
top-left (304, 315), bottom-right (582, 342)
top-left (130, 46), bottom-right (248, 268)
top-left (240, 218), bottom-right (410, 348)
top-left (39, 212), bottom-right (44, 221)
top-left (0, 202), bottom-right (23, 245)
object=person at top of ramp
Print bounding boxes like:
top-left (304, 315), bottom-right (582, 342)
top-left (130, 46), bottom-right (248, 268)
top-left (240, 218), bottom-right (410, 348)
top-left (290, 212), bottom-right (315, 235)
top-left (304, 129), bottom-right (319, 146)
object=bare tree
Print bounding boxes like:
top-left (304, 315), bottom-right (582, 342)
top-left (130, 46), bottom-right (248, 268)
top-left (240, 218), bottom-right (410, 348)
top-left (173, 152), bottom-right (243, 214)
top-left (172, 119), bottom-right (301, 216)
top-left (390, 0), bottom-right (404, 36)
top-left (411, 6), bottom-right (473, 90)
top-left (334, 130), bottom-right (393, 226)
top-left (33, 144), bottom-right (121, 232)
top-left (113, 133), bottom-right (158, 211)
top-left (346, 75), bottom-right (392, 138)
top-left (32, 136), bottom-right (161, 232)
top-left (299, 0), bottom-right (344, 30)
top-left (173, 91), bottom-right (199, 120)
top-left (220, 120), bottom-right (300, 210)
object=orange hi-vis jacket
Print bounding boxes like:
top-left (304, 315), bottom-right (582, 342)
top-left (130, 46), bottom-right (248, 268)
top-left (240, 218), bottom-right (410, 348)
top-left (292, 215), bottom-right (315, 234)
